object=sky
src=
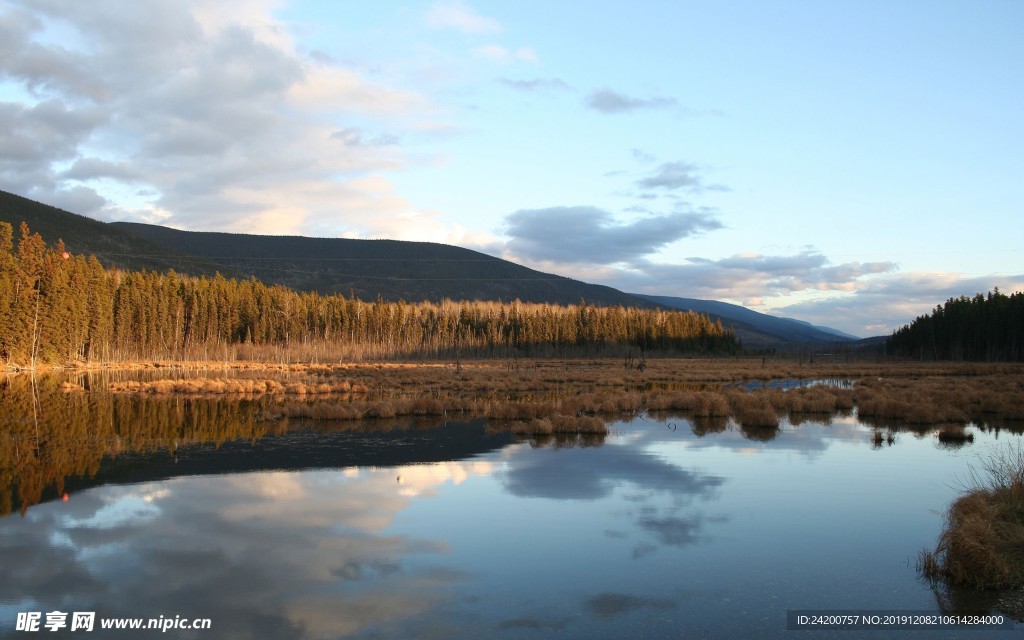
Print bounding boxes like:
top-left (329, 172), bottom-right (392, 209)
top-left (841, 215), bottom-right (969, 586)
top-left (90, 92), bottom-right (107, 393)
top-left (1, 0), bottom-right (1021, 337)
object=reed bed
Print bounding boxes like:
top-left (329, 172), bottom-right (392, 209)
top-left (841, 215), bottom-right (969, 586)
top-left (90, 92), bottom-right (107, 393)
top-left (92, 358), bottom-right (1024, 435)
top-left (66, 357), bottom-right (1024, 384)
top-left (854, 375), bottom-right (1024, 426)
top-left (920, 444), bottom-right (1024, 590)
top-left (507, 415), bottom-right (609, 436)
top-left (108, 378), bottom-right (366, 396)
top-left (726, 390), bottom-right (780, 431)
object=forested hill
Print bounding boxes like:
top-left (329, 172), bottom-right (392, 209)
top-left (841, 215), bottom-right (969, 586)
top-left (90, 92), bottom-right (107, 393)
top-left (887, 289), bottom-right (1024, 361)
top-left (0, 190), bottom-right (231, 277)
top-left (634, 294), bottom-right (856, 346)
top-left (111, 221), bottom-right (646, 306)
top-left (0, 189), bottom-right (648, 307)
top-left (0, 220), bottom-right (738, 365)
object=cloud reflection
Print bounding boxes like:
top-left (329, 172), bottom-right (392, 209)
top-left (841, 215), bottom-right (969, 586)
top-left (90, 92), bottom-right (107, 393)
top-left (498, 436), bottom-right (730, 555)
top-left (584, 592), bottom-right (676, 619)
top-left (0, 460), bottom-right (492, 639)
top-left (501, 444), bottom-right (723, 501)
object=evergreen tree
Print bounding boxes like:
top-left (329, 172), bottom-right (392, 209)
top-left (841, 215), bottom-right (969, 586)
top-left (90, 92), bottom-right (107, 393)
top-left (888, 289), bottom-right (1024, 361)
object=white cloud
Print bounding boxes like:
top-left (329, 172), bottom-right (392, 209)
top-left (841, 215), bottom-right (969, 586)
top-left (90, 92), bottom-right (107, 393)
top-left (621, 252), bottom-right (897, 301)
top-left (473, 45), bottom-right (538, 64)
top-left (503, 205), bottom-right (722, 265)
top-left (498, 77), bottom-right (571, 93)
top-left (586, 89), bottom-right (677, 114)
top-left (0, 0), bottom-right (449, 236)
top-left (773, 272), bottom-right (1024, 336)
top-left (425, 0), bottom-right (501, 34)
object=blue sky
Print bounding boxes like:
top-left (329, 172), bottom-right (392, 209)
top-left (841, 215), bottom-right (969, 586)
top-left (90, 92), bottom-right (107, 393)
top-left (1, 0), bottom-right (1021, 336)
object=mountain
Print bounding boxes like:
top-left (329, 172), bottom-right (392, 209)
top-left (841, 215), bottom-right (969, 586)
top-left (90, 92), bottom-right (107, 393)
top-left (0, 190), bottom-right (231, 276)
top-left (0, 189), bottom-right (646, 307)
top-left (2, 189), bottom-right (861, 344)
top-left (109, 222), bottom-right (647, 306)
top-left (634, 294), bottom-right (857, 346)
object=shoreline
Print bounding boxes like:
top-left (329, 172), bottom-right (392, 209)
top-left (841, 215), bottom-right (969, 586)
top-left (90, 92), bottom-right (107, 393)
top-left (16, 357), bottom-right (1023, 432)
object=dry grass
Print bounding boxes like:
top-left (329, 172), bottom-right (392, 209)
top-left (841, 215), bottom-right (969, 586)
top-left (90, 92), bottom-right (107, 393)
top-left (920, 444), bottom-right (1024, 590)
top-left (506, 415), bottom-right (608, 435)
top-left (108, 378), bottom-right (363, 396)
top-left (646, 390), bottom-right (731, 416)
top-left (87, 358), bottom-right (1024, 435)
top-left (854, 375), bottom-right (1024, 427)
top-left (62, 356), bottom-right (1024, 383)
top-left (727, 390), bottom-right (780, 429)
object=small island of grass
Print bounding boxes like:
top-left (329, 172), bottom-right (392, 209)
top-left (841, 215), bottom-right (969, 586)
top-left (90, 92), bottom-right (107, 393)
top-left (920, 445), bottom-right (1024, 591)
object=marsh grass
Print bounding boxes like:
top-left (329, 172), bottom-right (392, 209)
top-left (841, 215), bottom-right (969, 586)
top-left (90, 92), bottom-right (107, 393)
top-left (919, 444), bottom-right (1024, 590)
top-left (855, 376), bottom-right (1023, 427)
top-left (92, 358), bottom-right (1024, 438)
top-left (108, 378), bottom-right (363, 396)
top-left (727, 390), bottom-right (779, 429)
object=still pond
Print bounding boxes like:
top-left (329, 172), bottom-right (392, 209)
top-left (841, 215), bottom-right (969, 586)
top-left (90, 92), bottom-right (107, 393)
top-left (1, 376), bottom-right (1021, 638)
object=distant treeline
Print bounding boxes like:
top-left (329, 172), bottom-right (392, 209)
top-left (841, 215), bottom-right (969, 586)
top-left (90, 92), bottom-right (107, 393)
top-left (887, 289), bottom-right (1024, 361)
top-left (0, 222), bottom-right (737, 365)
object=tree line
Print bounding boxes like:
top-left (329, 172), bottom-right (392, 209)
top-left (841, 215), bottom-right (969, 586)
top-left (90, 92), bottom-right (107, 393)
top-left (0, 222), bottom-right (738, 365)
top-left (886, 289), bottom-right (1024, 361)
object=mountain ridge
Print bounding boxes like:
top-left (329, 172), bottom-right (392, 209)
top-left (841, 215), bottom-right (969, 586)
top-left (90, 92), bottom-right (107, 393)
top-left (633, 294), bottom-right (858, 346)
top-left (0, 190), bottom-right (236, 277)
top-left (1, 188), bottom-right (860, 344)
top-left (109, 221), bottom-right (649, 306)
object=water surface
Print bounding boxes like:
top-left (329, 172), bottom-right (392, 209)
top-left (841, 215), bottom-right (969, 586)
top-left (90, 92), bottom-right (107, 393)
top-left (1, 377), bottom-right (1021, 638)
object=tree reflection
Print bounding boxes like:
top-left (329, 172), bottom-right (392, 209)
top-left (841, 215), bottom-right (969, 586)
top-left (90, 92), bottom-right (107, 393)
top-left (1, 374), bottom-right (282, 516)
top-left (0, 374), bottom-right (520, 517)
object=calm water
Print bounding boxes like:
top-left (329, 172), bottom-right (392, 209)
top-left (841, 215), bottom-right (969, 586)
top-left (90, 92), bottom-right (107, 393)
top-left (1, 378), bottom-right (1022, 638)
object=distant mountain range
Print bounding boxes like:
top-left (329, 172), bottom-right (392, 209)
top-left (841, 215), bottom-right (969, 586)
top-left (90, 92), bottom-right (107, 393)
top-left (1, 189), bottom-right (864, 345)
top-left (634, 294), bottom-right (858, 346)
top-left (110, 221), bottom-right (645, 307)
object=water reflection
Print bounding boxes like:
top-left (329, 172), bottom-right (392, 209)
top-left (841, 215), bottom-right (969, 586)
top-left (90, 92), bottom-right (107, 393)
top-left (5, 373), bottom-right (1022, 517)
top-left (585, 592), bottom-right (676, 619)
top-left (2, 374), bottom-right (1024, 637)
top-left (501, 440), bottom-right (723, 501)
top-left (0, 374), bottom-right (516, 516)
top-left (729, 377), bottom-right (854, 391)
top-left (1, 466), bottom-right (478, 639)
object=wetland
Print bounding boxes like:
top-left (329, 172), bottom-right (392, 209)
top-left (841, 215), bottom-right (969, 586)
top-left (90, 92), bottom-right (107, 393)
top-left (2, 358), bottom-right (1024, 638)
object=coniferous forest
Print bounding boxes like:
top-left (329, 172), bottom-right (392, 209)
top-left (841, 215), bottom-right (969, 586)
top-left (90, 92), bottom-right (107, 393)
top-left (0, 222), bottom-right (738, 366)
top-left (886, 289), bottom-right (1024, 361)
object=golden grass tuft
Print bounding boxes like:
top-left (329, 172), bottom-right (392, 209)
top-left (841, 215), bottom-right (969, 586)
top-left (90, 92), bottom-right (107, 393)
top-left (646, 390), bottom-right (731, 416)
top-left (727, 390), bottom-right (779, 429)
top-left (506, 414), bottom-right (608, 436)
top-left (108, 377), bottom-right (363, 397)
top-left (920, 444), bottom-right (1024, 590)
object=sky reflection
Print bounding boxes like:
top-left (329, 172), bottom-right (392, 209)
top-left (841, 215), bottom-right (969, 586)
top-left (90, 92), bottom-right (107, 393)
top-left (1, 418), bottom-right (1021, 639)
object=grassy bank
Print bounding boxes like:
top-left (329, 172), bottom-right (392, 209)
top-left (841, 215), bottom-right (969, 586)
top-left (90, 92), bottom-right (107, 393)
top-left (920, 445), bottom-right (1024, 590)
top-left (83, 359), bottom-right (1024, 432)
top-left (51, 355), bottom-right (1024, 454)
